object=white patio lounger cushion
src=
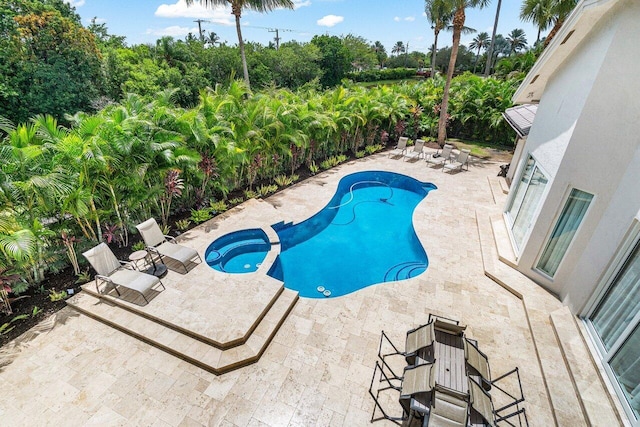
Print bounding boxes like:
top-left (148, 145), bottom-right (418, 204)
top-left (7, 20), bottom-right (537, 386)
top-left (136, 218), bottom-right (167, 247)
top-left (427, 144), bottom-right (454, 166)
top-left (109, 268), bottom-right (160, 294)
top-left (156, 241), bottom-right (199, 265)
top-left (136, 218), bottom-right (200, 270)
top-left (390, 137), bottom-right (408, 156)
top-left (82, 243), bottom-right (164, 303)
top-left (83, 242), bottom-right (122, 276)
top-left (404, 139), bottom-right (425, 161)
top-left (443, 149), bottom-right (471, 173)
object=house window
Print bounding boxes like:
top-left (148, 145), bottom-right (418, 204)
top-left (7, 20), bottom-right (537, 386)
top-left (589, 240), bottom-right (640, 423)
top-left (536, 189), bottom-right (593, 277)
top-left (506, 156), bottom-right (549, 251)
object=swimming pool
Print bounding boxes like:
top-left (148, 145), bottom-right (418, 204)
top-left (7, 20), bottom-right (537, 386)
top-left (204, 171), bottom-right (436, 298)
top-left (268, 171), bottom-right (436, 297)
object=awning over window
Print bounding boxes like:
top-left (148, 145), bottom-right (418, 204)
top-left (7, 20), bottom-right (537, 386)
top-left (503, 104), bottom-right (537, 138)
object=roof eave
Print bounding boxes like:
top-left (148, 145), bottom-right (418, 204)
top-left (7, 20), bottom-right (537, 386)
top-left (512, 0), bottom-right (621, 105)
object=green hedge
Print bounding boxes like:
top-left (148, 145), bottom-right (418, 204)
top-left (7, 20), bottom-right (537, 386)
top-left (347, 68), bottom-right (416, 82)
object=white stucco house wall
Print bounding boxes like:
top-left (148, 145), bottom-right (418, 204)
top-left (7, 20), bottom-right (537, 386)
top-left (502, 0), bottom-right (640, 423)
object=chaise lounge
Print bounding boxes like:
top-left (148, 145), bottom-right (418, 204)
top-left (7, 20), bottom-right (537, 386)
top-left (136, 218), bottom-right (202, 274)
top-left (82, 242), bottom-right (165, 305)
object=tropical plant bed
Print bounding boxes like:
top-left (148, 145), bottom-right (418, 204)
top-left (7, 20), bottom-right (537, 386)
top-left (0, 244), bottom-right (134, 347)
top-left (0, 151), bottom-right (354, 348)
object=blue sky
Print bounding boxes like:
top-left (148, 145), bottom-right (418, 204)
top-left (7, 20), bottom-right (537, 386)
top-left (66, 0), bottom-right (540, 54)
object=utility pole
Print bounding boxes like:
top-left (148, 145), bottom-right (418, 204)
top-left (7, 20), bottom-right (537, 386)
top-left (268, 28), bottom-right (281, 49)
top-left (404, 41), bottom-right (409, 67)
top-left (194, 19), bottom-right (208, 42)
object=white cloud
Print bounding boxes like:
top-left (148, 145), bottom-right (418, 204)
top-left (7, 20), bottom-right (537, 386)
top-left (393, 16), bottom-right (401, 22)
top-left (293, 0), bottom-right (312, 8)
top-left (405, 16), bottom-right (415, 22)
top-left (317, 15), bottom-right (343, 27)
top-left (65, 0), bottom-right (85, 7)
top-left (155, 1), bottom-right (234, 25)
top-left (146, 25), bottom-right (199, 37)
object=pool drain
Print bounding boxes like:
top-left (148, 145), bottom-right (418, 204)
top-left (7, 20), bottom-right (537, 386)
top-left (317, 286), bottom-right (325, 293)
top-left (323, 290), bottom-right (331, 297)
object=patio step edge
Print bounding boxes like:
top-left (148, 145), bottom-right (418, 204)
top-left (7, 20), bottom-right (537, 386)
top-left (80, 283), bottom-right (284, 350)
top-left (550, 307), bottom-right (627, 427)
top-left (66, 288), bottom-right (298, 375)
top-left (476, 209), bottom-right (588, 427)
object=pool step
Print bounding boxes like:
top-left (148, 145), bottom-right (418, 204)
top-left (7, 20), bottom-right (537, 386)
top-left (67, 288), bottom-right (298, 375)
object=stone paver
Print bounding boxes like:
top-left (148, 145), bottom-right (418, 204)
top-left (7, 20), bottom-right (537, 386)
top-left (0, 150), bottom-right (622, 426)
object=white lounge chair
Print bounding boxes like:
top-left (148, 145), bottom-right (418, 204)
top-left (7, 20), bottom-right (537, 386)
top-left (426, 143), bottom-right (454, 167)
top-left (82, 243), bottom-right (165, 305)
top-left (443, 149), bottom-right (471, 173)
top-left (390, 137), bottom-right (408, 157)
top-left (136, 218), bottom-right (202, 273)
top-left (404, 139), bottom-right (425, 161)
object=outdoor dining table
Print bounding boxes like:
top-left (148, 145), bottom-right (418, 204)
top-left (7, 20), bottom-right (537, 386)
top-left (406, 330), bottom-right (477, 425)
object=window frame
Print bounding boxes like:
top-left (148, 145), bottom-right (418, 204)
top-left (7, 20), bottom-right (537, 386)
top-left (584, 224), bottom-right (640, 425)
top-left (504, 154), bottom-right (550, 256)
top-left (534, 187), bottom-right (594, 279)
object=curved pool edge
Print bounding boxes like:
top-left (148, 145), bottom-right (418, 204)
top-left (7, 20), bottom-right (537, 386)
top-left (256, 226), bottom-right (281, 276)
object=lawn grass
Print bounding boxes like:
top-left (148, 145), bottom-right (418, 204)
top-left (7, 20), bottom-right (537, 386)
top-left (357, 77), bottom-right (422, 87)
top-left (447, 138), bottom-right (513, 159)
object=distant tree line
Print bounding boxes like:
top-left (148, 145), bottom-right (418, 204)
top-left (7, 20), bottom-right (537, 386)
top-left (0, 0), bottom-right (552, 126)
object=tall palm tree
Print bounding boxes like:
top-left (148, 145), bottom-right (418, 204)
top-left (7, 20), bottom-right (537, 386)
top-left (469, 31), bottom-right (490, 73)
top-left (185, 0), bottom-right (294, 90)
top-left (506, 28), bottom-right (528, 55)
top-left (372, 41), bottom-right (387, 68)
top-left (437, 0), bottom-right (490, 147)
top-left (425, 0), bottom-right (452, 78)
top-left (520, 0), bottom-right (553, 44)
top-left (391, 41), bottom-right (405, 56)
top-left (483, 0), bottom-right (501, 76)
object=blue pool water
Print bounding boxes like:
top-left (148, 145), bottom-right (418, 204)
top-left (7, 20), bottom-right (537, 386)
top-left (268, 171), bottom-right (436, 297)
top-left (204, 171), bottom-right (436, 298)
top-left (205, 229), bottom-right (270, 273)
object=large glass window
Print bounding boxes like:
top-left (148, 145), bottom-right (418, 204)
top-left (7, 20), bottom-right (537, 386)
top-left (591, 241), bottom-right (640, 350)
top-left (590, 239), bottom-right (640, 424)
top-left (609, 325), bottom-right (640, 420)
top-left (537, 189), bottom-right (593, 277)
top-left (506, 156), bottom-right (548, 251)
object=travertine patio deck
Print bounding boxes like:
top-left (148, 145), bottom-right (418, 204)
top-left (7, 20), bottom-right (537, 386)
top-left (0, 150), bottom-right (627, 426)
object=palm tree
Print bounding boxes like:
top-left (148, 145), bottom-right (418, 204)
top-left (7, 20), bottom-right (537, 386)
top-left (436, 0), bottom-right (490, 147)
top-left (506, 28), bottom-right (528, 55)
top-left (391, 41), bottom-right (405, 56)
top-left (545, 0), bottom-right (578, 46)
top-left (520, 0), bottom-right (553, 44)
top-left (206, 31), bottom-right (220, 47)
top-left (425, 0), bottom-right (452, 78)
top-left (185, 0), bottom-right (294, 90)
top-left (469, 31), bottom-right (490, 73)
top-left (372, 41), bottom-right (387, 68)
top-left (483, 0), bottom-right (501, 76)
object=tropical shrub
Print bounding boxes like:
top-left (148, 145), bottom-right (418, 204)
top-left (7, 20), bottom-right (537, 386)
top-left (189, 209), bottom-right (211, 224)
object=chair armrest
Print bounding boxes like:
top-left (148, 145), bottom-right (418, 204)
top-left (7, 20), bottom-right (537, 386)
top-left (118, 260), bottom-right (135, 270)
top-left (95, 274), bottom-right (114, 294)
top-left (163, 235), bottom-right (177, 243)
